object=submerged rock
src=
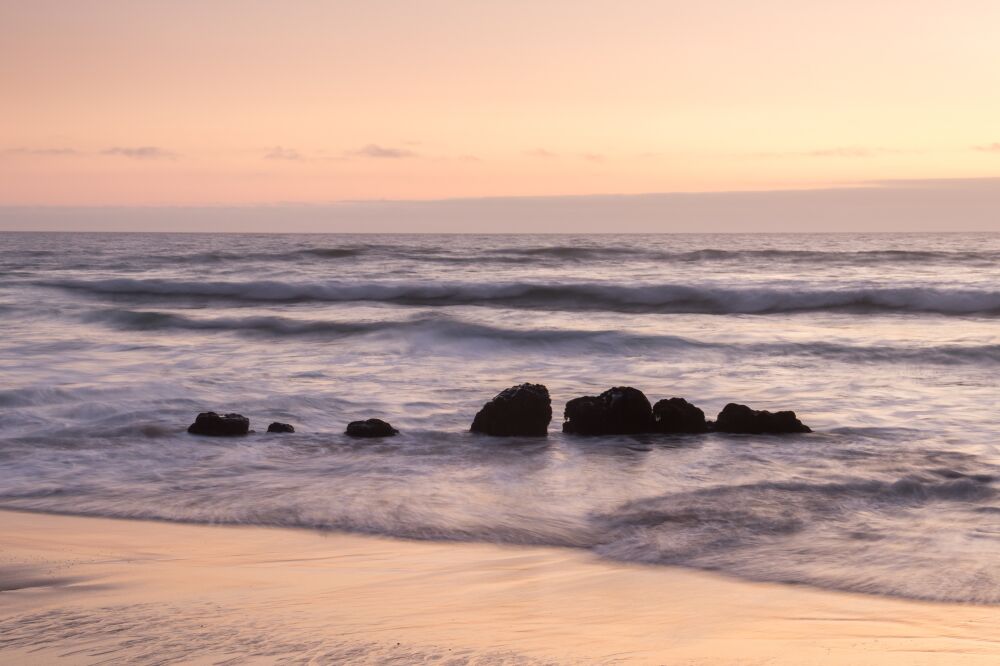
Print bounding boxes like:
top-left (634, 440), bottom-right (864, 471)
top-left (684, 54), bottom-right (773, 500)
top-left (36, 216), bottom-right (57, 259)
top-left (267, 422), bottom-right (295, 433)
top-left (345, 418), bottom-right (399, 438)
top-left (563, 386), bottom-right (653, 435)
top-left (471, 383), bottom-right (552, 436)
top-left (652, 397), bottom-right (708, 433)
top-left (714, 403), bottom-right (811, 434)
top-left (187, 412), bottom-right (250, 437)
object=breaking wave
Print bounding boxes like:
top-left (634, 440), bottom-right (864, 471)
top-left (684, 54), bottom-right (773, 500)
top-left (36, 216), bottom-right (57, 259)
top-left (2, 467), bottom-right (998, 602)
top-left (79, 309), bottom-right (1000, 364)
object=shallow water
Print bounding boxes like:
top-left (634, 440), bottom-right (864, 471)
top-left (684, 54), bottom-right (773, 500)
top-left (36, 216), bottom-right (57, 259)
top-left (1, 231), bottom-right (998, 602)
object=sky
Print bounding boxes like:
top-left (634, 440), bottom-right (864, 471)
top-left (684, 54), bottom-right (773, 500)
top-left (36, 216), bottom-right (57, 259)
top-left (2, 0), bottom-right (999, 230)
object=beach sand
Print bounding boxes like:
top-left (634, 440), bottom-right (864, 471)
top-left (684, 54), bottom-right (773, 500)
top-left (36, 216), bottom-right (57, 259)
top-left (2, 509), bottom-right (1000, 664)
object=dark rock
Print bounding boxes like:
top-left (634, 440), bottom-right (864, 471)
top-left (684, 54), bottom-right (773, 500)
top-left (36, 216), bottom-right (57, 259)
top-left (714, 403), bottom-right (811, 434)
top-left (345, 418), bottom-right (399, 438)
top-left (652, 397), bottom-right (708, 433)
top-left (187, 412), bottom-right (250, 437)
top-left (563, 396), bottom-right (608, 435)
top-left (563, 386), bottom-right (653, 435)
top-left (471, 383), bottom-right (552, 436)
top-left (267, 422), bottom-right (295, 433)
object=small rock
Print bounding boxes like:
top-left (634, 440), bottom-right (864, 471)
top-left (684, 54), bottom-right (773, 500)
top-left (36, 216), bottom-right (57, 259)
top-left (471, 383), bottom-right (552, 436)
top-left (652, 397), bottom-right (708, 433)
top-left (346, 418), bottom-right (399, 438)
top-left (267, 422), bottom-right (295, 433)
top-left (187, 412), bottom-right (250, 437)
top-left (714, 403), bottom-right (811, 434)
top-left (563, 386), bottom-right (653, 435)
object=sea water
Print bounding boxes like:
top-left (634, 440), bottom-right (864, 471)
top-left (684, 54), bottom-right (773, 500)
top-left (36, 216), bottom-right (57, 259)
top-left (1, 231), bottom-right (998, 602)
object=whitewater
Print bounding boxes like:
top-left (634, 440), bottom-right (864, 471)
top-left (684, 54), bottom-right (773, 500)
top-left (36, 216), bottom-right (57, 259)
top-left (1, 231), bottom-right (999, 603)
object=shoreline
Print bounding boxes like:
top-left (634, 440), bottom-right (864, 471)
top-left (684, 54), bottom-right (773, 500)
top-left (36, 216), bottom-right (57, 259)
top-left (3, 510), bottom-right (1000, 663)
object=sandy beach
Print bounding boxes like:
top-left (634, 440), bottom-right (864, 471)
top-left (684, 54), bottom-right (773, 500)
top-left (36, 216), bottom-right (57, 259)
top-left (1, 509), bottom-right (999, 664)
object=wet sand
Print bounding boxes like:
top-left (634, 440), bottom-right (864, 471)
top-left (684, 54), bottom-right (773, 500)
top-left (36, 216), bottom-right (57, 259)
top-left (2, 509), bottom-right (1000, 664)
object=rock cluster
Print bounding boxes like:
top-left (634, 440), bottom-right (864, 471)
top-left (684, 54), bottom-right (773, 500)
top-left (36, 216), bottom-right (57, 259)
top-left (185, 387), bottom-right (811, 441)
top-left (185, 412), bottom-right (402, 439)
top-left (470, 384), bottom-right (809, 437)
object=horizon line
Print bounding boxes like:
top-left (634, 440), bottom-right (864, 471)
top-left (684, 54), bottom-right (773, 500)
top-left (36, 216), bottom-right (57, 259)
top-left (3, 176), bottom-right (1000, 210)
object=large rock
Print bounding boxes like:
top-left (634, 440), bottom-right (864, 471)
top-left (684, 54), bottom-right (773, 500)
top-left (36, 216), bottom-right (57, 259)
top-left (563, 386), bottom-right (653, 435)
top-left (187, 412), bottom-right (250, 437)
top-left (267, 422), bottom-right (295, 433)
top-left (714, 403), bottom-right (811, 434)
top-left (652, 397), bottom-right (708, 433)
top-left (471, 383), bottom-right (552, 436)
top-left (345, 418), bottom-right (399, 438)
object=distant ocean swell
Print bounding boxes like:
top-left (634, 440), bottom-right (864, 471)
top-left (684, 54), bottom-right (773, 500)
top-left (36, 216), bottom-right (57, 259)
top-left (82, 246), bottom-right (1000, 266)
top-left (47, 278), bottom-right (1000, 315)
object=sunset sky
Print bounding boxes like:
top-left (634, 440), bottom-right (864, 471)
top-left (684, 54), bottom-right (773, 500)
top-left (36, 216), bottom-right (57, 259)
top-left (3, 1), bottom-right (1000, 220)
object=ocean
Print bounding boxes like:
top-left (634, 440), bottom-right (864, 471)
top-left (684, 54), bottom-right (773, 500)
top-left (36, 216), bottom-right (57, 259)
top-left (1, 231), bottom-right (998, 603)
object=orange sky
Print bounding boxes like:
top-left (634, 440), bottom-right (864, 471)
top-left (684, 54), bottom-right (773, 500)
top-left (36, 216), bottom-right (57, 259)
top-left (3, 0), bottom-right (1000, 206)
